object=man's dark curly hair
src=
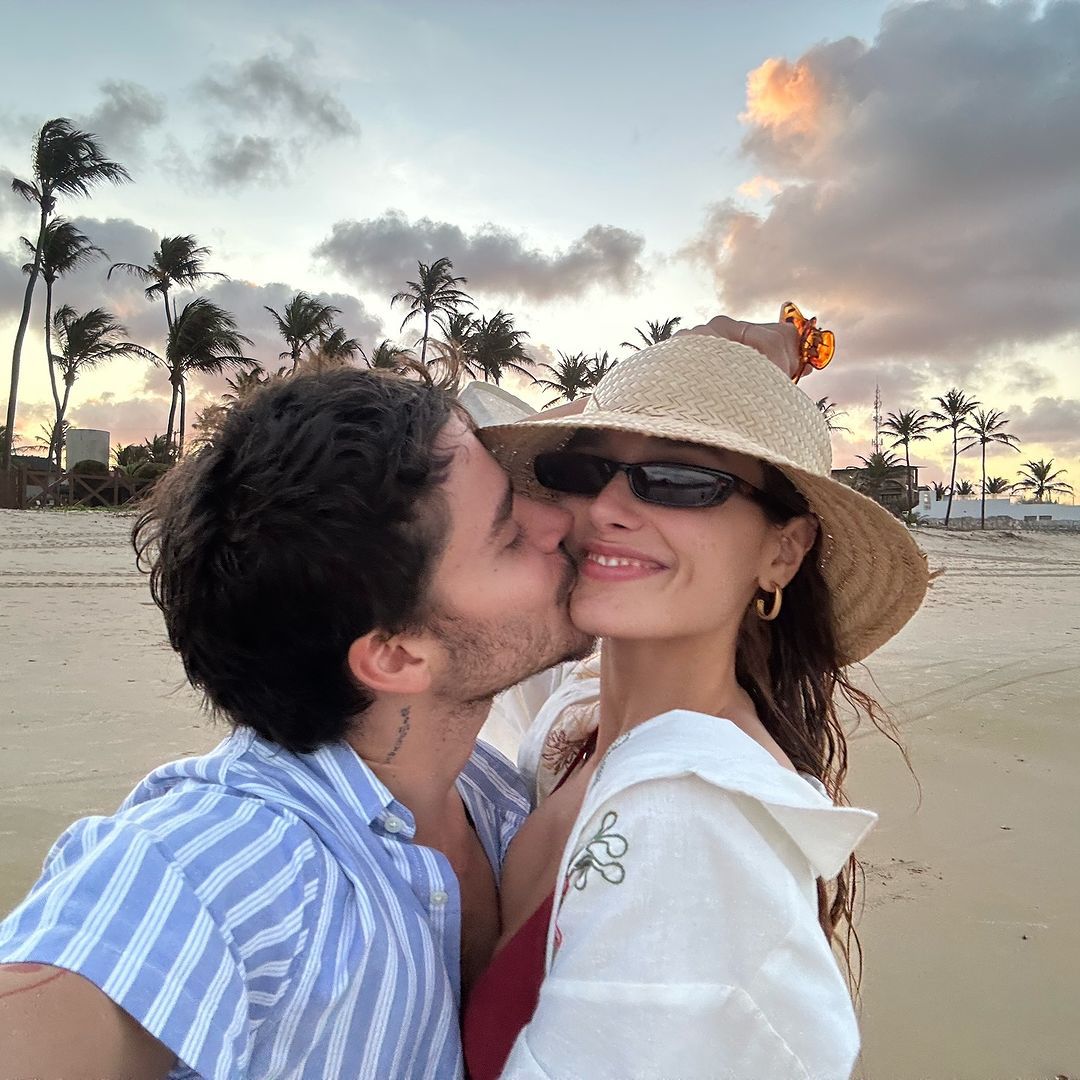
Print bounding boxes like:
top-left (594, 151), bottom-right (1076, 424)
top-left (133, 368), bottom-right (459, 753)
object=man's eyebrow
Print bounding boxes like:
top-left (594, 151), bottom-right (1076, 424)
top-left (488, 479), bottom-right (515, 542)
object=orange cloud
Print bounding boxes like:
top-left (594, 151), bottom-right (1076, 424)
top-left (737, 175), bottom-right (783, 200)
top-left (741, 57), bottom-right (823, 137)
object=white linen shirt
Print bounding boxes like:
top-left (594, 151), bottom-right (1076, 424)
top-left (486, 678), bottom-right (877, 1080)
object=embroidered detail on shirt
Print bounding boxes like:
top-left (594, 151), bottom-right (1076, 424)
top-left (553, 810), bottom-right (628, 957)
top-left (566, 810), bottom-right (628, 890)
top-left (541, 728), bottom-right (591, 778)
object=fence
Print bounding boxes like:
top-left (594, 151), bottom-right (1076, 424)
top-left (1, 467), bottom-right (157, 510)
top-left (921, 515), bottom-right (1080, 533)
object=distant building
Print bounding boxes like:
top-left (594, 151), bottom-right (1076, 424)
top-left (831, 465), bottom-right (919, 516)
top-left (918, 490), bottom-right (1080, 524)
top-left (66, 428), bottom-right (110, 468)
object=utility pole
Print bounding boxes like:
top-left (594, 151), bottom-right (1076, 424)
top-left (872, 383), bottom-right (882, 454)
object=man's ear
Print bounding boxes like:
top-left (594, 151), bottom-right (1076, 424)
top-left (346, 629), bottom-right (434, 697)
top-left (764, 514), bottom-right (819, 589)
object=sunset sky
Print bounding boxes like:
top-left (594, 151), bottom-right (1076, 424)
top-left (2, 0), bottom-right (1078, 493)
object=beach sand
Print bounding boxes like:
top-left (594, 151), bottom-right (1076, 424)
top-left (1, 509), bottom-right (1077, 1079)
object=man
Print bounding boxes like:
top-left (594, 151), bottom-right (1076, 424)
top-left (0, 369), bottom-right (592, 1078)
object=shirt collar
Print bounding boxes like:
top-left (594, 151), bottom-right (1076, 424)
top-left (589, 710), bottom-right (878, 879)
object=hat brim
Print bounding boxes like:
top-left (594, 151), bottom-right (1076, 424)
top-left (480, 410), bottom-right (929, 666)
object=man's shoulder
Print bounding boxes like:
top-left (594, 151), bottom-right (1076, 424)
top-left (26, 731), bottom-right (358, 916)
top-left (37, 768), bottom-right (333, 911)
top-left (463, 738), bottom-right (530, 813)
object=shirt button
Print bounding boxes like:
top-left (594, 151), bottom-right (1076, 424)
top-left (383, 814), bottom-right (404, 834)
top-left (430, 890), bottom-right (449, 907)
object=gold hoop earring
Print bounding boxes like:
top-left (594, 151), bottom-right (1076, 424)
top-left (755, 585), bottom-right (783, 622)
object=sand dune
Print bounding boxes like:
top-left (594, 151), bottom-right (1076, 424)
top-left (1, 510), bottom-right (1077, 1079)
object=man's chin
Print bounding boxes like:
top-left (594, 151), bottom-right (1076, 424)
top-left (488, 629), bottom-right (596, 701)
top-left (560, 629), bottom-right (596, 665)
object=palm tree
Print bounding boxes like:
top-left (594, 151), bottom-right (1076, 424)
top-left (114, 440), bottom-right (151, 477)
top-left (109, 235), bottom-right (227, 335)
top-left (51, 305), bottom-right (149, 468)
top-left (362, 343), bottom-right (412, 373)
top-left (21, 219), bottom-right (108, 464)
top-left (535, 351), bottom-right (594, 408)
top-left (362, 340), bottom-right (415, 374)
top-left (34, 420), bottom-right (69, 463)
top-left (143, 434), bottom-right (175, 465)
top-left (984, 476), bottom-right (1012, 495)
top-left (429, 309), bottom-right (532, 387)
top-left (880, 408), bottom-right (932, 511)
top-left (391, 257), bottom-right (473, 365)
top-left (114, 434), bottom-right (174, 477)
top-left (142, 299), bottom-right (254, 454)
top-left (930, 388), bottom-right (980, 526)
top-left (586, 351), bottom-right (619, 386)
top-left (931, 481), bottom-right (950, 502)
top-left (264, 292), bottom-right (342, 373)
top-left (222, 365), bottom-right (283, 405)
top-left (0, 426), bottom-right (27, 457)
top-left (621, 317), bottom-right (682, 352)
top-left (188, 402), bottom-right (231, 451)
top-left (3, 118), bottom-right (130, 469)
top-left (317, 326), bottom-right (362, 362)
top-left (110, 235), bottom-right (228, 448)
top-left (467, 311), bottom-right (533, 384)
top-left (296, 327), bottom-right (365, 376)
top-left (1014, 459), bottom-right (1074, 503)
top-left (853, 450), bottom-right (907, 506)
top-left (429, 309), bottom-right (476, 383)
top-left (816, 397), bottom-right (851, 434)
top-left (958, 408), bottom-right (1021, 528)
top-left (954, 479), bottom-right (976, 497)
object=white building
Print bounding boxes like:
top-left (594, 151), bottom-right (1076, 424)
top-left (65, 428), bottom-right (110, 469)
top-left (918, 489), bottom-right (1080, 524)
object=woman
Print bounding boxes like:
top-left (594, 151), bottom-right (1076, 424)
top-left (463, 327), bottom-right (930, 1078)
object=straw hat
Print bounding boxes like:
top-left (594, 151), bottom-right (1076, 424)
top-left (479, 335), bottom-right (929, 665)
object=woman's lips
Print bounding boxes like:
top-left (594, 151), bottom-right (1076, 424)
top-left (579, 547), bottom-right (667, 582)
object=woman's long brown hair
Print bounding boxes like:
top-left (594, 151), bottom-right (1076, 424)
top-left (735, 466), bottom-right (912, 994)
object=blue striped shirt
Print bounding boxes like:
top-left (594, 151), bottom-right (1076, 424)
top-left (0, 729), bottom-right (530, 1078)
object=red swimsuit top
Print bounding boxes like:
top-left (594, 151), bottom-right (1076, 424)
top-left (462, 733), bottom-right (596, 1080)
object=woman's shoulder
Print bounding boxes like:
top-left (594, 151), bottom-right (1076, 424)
top-left (580, 710), bottom-right (877, 881)
top-left (516, 657), bottom-right (602, 802)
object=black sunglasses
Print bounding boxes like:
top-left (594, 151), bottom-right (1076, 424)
top-left (533, 450), bottom-right (793, 516)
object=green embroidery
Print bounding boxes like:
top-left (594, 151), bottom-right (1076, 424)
top-left (565, 810), bottom-right (629, 892)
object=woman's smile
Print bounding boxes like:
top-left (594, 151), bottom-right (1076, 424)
top-left (579, 541), bottom-right (669, 582)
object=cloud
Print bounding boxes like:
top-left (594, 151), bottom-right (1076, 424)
top-left (199, 278), bottom-right (382, 369)
top-left (187, 45), bottom-right (358, 190)
top-left (3, 215), bottom-right (381, 371)
top-left (49, 217), bottom-right (169, 346)
top-left (682, 0), bottom-right (1080, 378)
top-left (196, 48), bottom-right (357, 138)
top-left (315, 210), bottom-right (646, 303)
top-left (0, 249), bottom-right (27, 323)
top-left (203, 134), bottom-right (286, 187)
top-left (0, 166), bottom-right (37, 228)
top-left (1006, 396), bottom-right (1080, 456)
top-left (68, 392), bottom-right (171, 447)
top-left (78, 81), bottom-right (166, 162)
top-left (1, 215), bottom-right (162, 332)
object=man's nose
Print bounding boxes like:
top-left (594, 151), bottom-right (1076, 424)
top-left (517, 494), bottom-right (573, 551)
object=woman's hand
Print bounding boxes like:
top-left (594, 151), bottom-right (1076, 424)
top-left (675, 314), bottom-right (804, 380)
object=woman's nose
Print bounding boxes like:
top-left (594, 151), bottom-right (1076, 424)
top-left (586, 471), bottom-right (641, 531)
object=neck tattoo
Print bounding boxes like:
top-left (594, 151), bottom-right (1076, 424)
top-left (384, 705), bottom-right (411, 764)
